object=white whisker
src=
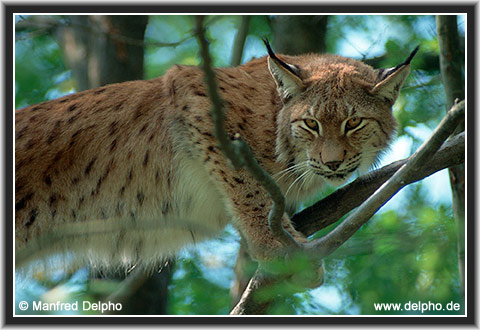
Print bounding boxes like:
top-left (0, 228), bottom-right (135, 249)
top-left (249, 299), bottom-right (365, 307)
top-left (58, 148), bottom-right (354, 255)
top-left (295, 170), bottom-right (309, 202)
top-left (273, 161), bottom-right (308, 183)
top-left (273, 161), bottom-right (307, 178)
top-left (296, 170), bottom-right (316, 202)
top-left (285, 169), bottom-right (310, 197)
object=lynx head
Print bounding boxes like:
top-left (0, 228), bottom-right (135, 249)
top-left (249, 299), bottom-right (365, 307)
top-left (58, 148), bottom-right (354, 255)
top-left (265, 40), bottom-right (418, 187)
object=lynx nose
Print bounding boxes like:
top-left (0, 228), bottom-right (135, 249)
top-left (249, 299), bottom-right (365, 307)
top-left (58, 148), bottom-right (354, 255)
top-left (324, 161), bottom-right (342, 171)
top-left (321, 143), bottom-right (345, 171)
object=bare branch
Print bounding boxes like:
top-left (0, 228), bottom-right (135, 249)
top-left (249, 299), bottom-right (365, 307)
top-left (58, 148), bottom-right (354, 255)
top-left (230, 269), bottom-right (275, 315)
top-left (306, 100), bottom-right (465, 258)
top-left (293, 131), bottom-right (465, 236)
top-left (194, 16), bottom-right (241, 169)
top-left (194, 16), bottom-right (298, 249)
top-left (230, 16), bottom-right (251, 67)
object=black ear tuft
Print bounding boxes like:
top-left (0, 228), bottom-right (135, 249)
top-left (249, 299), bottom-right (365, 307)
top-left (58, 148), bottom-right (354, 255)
top-left (263, 38), bottom-right (300, 77)
top-left (263, 38), bottom-right (276, 58)
top-left (403, 45), bottom-right (420, 66)
top-left (378, 45), bottom-right (420, 82)
top-left (393, 45), bottom-right (420, 70)
top-left (265, 38), bottom-right (305, 101)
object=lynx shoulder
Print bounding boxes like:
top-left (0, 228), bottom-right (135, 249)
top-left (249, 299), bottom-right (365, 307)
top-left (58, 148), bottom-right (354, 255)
top-left (15, 43), bottom-right (417, 269)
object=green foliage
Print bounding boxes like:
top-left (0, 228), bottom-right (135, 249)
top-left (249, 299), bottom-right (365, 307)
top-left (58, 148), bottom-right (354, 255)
top-left (14, 14), bottom-right (464, 315)
top-left (15, 267), bottom-right (91, 315)
top-left (15, 30), bottom-right (73, 108)
top-left (144, 15), bottom-right (199, 78)
top-left (168, 258), bottom-right (231, 314)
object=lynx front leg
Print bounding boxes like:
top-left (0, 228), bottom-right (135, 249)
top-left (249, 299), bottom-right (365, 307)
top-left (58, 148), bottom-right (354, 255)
top-left (217, 170), bottom-right (324, 289)
top-left (234, 200), bottom-right (305, 262)
top-left (232, 197), bottom-right (324, 289)
top-left (214, 170), bottom-right (297, 258)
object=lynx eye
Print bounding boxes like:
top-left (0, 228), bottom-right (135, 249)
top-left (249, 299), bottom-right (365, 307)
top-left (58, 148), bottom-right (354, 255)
top-left (345, 116), bottom-right (362, 131)
top-left (304, 118), bottom-right (319, 132)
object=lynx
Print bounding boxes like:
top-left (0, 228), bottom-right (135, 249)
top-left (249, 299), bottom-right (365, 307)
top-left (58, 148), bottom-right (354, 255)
top-left (15, 41), bottom-right (417, 271)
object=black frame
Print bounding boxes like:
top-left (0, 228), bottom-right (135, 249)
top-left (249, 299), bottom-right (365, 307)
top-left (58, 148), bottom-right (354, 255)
top-left (5, 3), bottom-right (476, 326)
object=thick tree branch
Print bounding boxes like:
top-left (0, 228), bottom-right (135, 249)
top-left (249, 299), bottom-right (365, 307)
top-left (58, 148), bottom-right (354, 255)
top-left (293, 131), bottom-right (465, 236)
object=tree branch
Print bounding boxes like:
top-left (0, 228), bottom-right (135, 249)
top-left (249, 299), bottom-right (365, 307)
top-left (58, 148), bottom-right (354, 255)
top-left (230, 16), bottom-right (250, 67)
top-left (293, 131), bottom-right (465, 236)
top-left (195, 16), bottom-right (299, 249)
top-left (436, 14), bottom-right (466, 298)
top-left (229, 269), bottom-right (275, 315)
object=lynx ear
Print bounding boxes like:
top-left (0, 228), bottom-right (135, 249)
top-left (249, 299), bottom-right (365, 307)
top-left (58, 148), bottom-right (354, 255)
top-left (370, 46), bottom-right (420, 104)
top-left (263, 39), bottom-right (304, 101)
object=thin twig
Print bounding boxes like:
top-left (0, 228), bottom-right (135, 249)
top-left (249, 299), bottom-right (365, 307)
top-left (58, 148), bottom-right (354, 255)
top-left (194, 16), bottom-right (241, 169)
top-left (194, 15), bottom-right (298, 249)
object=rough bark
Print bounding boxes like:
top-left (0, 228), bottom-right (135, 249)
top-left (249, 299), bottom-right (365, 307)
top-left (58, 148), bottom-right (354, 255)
top-left (436, 15), bottom-right (465, 298)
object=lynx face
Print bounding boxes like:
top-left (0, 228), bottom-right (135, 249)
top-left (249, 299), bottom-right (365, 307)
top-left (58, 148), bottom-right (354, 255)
top-left (287, 91), bottom-right (397, 186)
top-left (268, 44), bottom-right (415, 191)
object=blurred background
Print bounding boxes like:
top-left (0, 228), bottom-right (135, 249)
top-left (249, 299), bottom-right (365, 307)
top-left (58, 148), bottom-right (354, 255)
top-left (14, 14), bottom-right (465, 315)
